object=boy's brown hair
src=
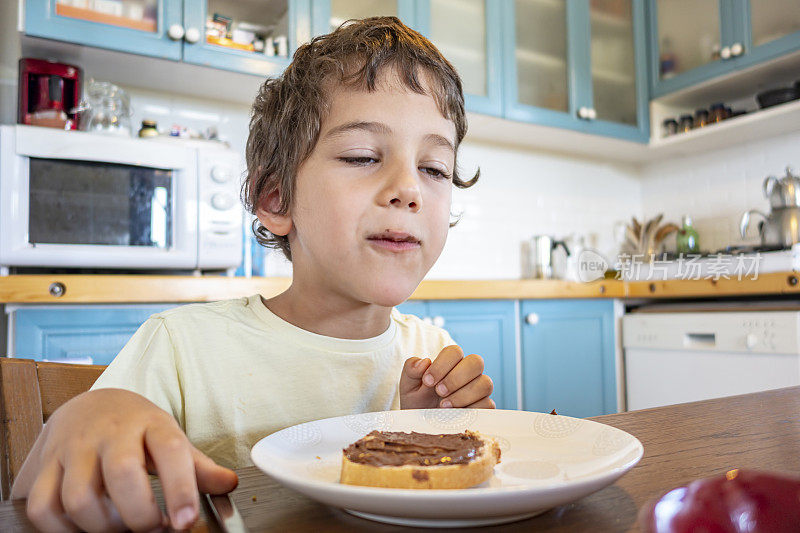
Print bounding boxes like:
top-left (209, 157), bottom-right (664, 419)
top-left (243, 16), bottom-right (479, 261)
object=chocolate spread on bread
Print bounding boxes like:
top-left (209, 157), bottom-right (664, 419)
top-left (343, 430), bottom-right (484, 467)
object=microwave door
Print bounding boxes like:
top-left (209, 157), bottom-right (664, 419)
top-left (0, 126), bottom-right (198, 269)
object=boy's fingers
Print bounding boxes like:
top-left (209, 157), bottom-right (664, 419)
top-left (422, 345), bottom-right (464, 389)
top-left (61, 449), bottom-right (122, 532)
top-left (465, 397), bottom-right (496, 409)
top-left (432, 352), bottom-right (484, 398)
top-left (439, 374), bottom-right (494, 408)
top-left (399, 357), bottom-right (431, 394)
top-left (26, 459), bottom-right (78, 533)
top-left (144, 426), bottom-right (200, 530)
top-left (100, 439), bottom-right (164, 532)
top-left (192, 447), bottom-right (239, 495)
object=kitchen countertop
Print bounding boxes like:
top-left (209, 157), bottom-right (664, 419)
top-left (0, 273), bottom-right (798, 303)
top-left (2, 386), bottom-right (798, 531)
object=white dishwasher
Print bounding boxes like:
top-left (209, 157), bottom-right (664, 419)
top-left (622, 310), bottom-right (800, 410)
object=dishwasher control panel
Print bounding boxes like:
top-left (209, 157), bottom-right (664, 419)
top-left (623, 312), bottom-right (800, 354)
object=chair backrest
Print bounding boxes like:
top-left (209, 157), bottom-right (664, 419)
top-left (0, 358), bottom-right (106, 499)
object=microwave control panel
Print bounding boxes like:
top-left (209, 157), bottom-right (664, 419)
top-left (197, 148), bottom-right (244, 270)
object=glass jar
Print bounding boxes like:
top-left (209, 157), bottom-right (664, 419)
top-left (694, 109), bottom-right (709, 128)
top-left (678, 114), bottom-right (694, 133)
top-left (138, 119), bottom-right (158, 138)
top-left (708, 103), bottom-right (726, 123)
top-left (662, 118), bottom-right (678, 137)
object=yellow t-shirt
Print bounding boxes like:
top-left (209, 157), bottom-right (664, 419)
top-left (91, 294), bottom-right (454, 468)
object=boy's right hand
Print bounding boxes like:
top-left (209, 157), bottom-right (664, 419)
top-left (11, 388), bottom-right (238, 532)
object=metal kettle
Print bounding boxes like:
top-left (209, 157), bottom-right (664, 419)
top-left (523, 235), bottom-right (570, 279)
top-left (763, 166), bottom-right (800, 209)
top-left (740, 167), bottom-right (800, 247)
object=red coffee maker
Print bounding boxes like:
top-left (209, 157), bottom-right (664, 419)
top-left (18, 58), bottom-right (82, 130)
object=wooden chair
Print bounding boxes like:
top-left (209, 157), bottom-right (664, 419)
top-left (0, 358), bottom-right (106, 500)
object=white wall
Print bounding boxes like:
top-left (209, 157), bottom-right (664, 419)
top-left (640, 130), bottom-right (800, 253)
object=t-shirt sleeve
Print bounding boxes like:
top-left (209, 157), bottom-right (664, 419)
top-left (91, 316), bottom-right (184, 428)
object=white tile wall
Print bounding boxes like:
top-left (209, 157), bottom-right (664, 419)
top-left (640, 130), bottom-right (800, 252)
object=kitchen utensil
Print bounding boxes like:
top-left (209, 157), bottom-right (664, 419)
top-left (525, 235), bottom-right (570, 279)
top-left (74, 80), bottom-right (133, 136)
top-left (203, 493), bottom-right (249, 533)
top-left (740, 206), bottom-right (800, 248)
top-left (756, 86), bottom-right (798, 109)
top-left (18, 58), bottom-right (82, 130)
top-left (618, 214), bottom-right (676, 260)
top-left (251, 409), bottom-right (643, 528)
top-left (763, 166), bottom-right (800, 209)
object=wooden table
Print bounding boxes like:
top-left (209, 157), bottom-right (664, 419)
top-left (2, 387), bottom-right (799, 531)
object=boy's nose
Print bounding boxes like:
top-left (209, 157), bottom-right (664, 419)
top-left (380, 167), bottom-right (423, 212)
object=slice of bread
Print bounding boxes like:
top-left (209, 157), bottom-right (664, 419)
top-left (340, 430), bottom-right (501, 489)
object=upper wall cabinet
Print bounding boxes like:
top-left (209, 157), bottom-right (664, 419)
top-left (649, 0), bottom-right (800, 98)
top-left (310, 0), bottom-right (416, 35)
top-left (503, 0), bottom-right (650, 143)
top-left (26, 0), bottom-right (312, 77)
top-left (26, 0), bottom-right (184, 59)
top-left (414, 0), bottom-right (504, 116)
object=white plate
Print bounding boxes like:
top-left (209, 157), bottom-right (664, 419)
top-left (251, 409), bottom-right (643, 528)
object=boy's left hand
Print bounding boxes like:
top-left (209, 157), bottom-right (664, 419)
top-left (399, 345), bottom-right (495, 409)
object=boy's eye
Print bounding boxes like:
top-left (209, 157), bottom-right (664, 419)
top-left (339, 156), bottom-right (378, 165)
top-left (421, 166), bottom-right (452, 180)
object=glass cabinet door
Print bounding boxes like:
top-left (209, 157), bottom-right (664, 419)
top-left (425, 0), bottom-right (502, 116)
top-left (654, 0), bottom-right (723, 80)
top-left (589, 0), bottom-right (637, 126)
top-left (329, 0), bottom-right (397, 30)
top-left (25, 0), bottom-right (183, 59)
top-left (749, 0), bottom-right (800, 48)
top-left (512, 0), bottom-right (569, 114)
top-left (182, 0), bottom-right (309, 77)
top-left (54, 0), bottom-right (160, 32)
top-left (311, 0), bottom-right (415, 36)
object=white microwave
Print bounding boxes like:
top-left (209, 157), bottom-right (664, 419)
top-left (0, 125), bottom-right (243, 271)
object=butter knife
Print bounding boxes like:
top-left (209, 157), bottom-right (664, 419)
top-left (203, 493), bottom-right (249, 533)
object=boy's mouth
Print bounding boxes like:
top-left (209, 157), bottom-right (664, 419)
top-left (366, 231), bottom-right (421, 252)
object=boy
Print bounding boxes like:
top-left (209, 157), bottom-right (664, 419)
top-left (12, 16), bottom-right (491, 532)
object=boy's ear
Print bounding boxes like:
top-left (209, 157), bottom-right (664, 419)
top-left (255, 188), bottom-right (292, 237)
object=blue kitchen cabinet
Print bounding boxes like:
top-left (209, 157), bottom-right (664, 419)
top-left (26, 0), bottom-right (184, 59)
top-left (25, 0), bottom-right (312, 77)
top-left (396, 300), bottom-right (517, 410)
top-left (310, 0), bottom-right (417, 36)
top-left (520, 299), bottom-right (616, 418)
top-left (414, 0), bottom-right (504, 116)
top-left (181, 0), bottom-right (311, 77)
top-left (8, 304), bottom-right (177, 365)
top-left (502, 0), bottom-right (650, 143)
top-left (648, 0), bottom-right (800, 98)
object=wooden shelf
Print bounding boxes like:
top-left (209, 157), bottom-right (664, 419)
top-left (55, 4), bottom-right (157, 33)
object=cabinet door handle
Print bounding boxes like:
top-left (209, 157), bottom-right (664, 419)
top-left (720, 46), bottom-right (732, 59)
top-left (167, 24), bottom-right (185, 41)
top-left (422, 316), bottom-right (433, 325)
top-left (184, 27), bottom-right (201, 44)
top-left (577, 107), bottom-right (590, 119)
top-left (587, 108), bottom-right (597, 120)
top-left (525, 312), bottom-right (539, 325)
top-left (730, 42), bottom-right (744, 57)
top-left (432, 316), bottom-right (446, 328)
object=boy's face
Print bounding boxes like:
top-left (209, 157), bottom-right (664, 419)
top-left (261, 70), bottom-right (456, 307)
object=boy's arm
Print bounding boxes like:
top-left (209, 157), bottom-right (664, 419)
top-left (11, 388), bottom-right (237, 532)
top-left (11, 316), bottom-right (237, 531)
